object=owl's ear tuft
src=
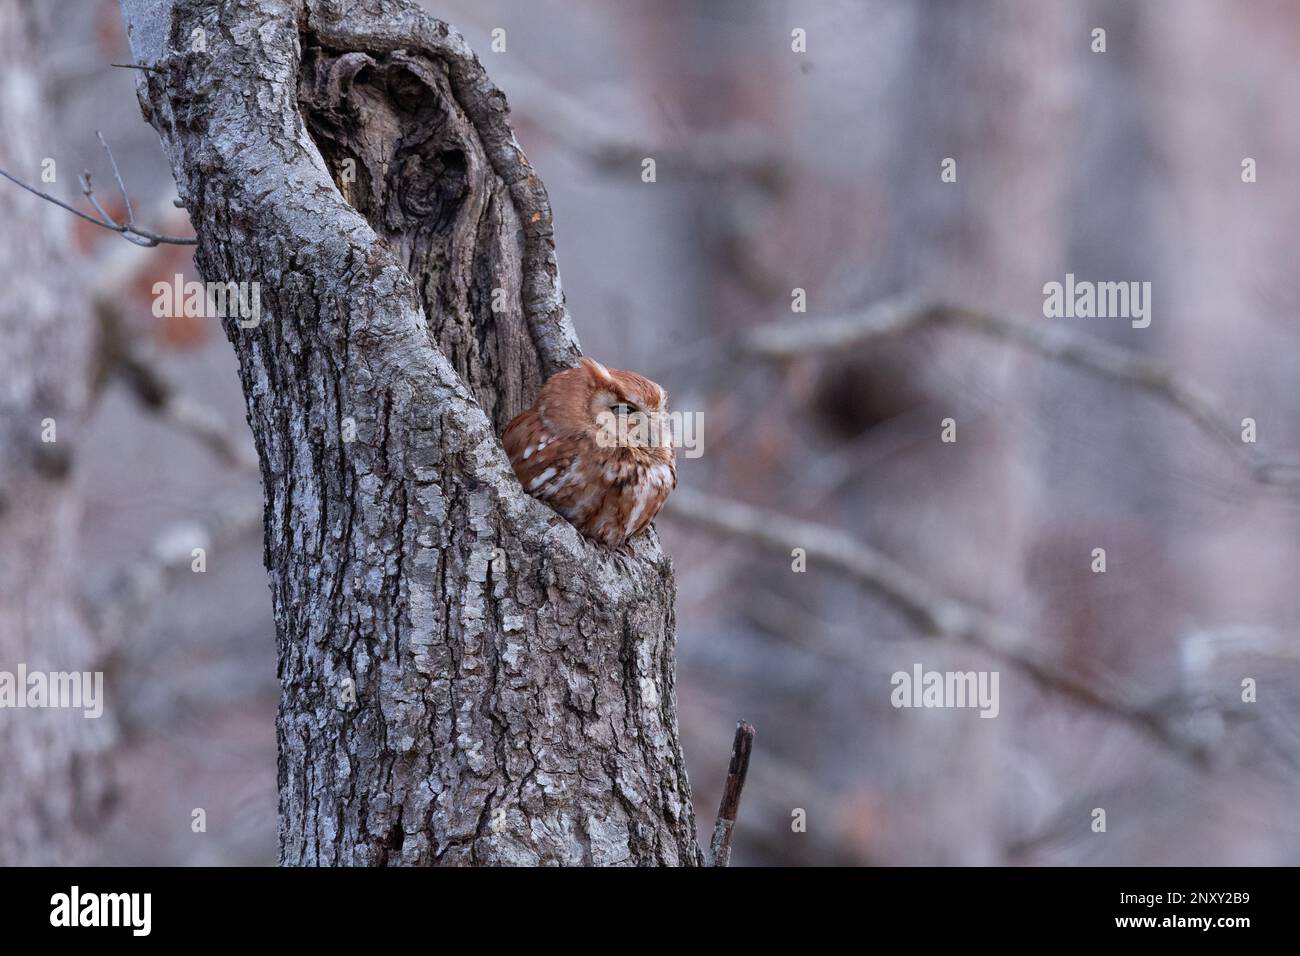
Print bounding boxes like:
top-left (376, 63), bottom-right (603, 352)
top-left (579, 356), bottom-right (614, 387)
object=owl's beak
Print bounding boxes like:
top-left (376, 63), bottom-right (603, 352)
top-left (627, 410), bottom-right (652, 447)
top-left (648, 411), bottom-right (673, 449)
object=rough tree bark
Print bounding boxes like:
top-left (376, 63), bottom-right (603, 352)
top-left (0, 0), bottom-right (114, 865)
top-left (119, 0), bottom-right (701, 865)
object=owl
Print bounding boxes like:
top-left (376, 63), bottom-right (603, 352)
top-left (503, 357), bottom-right (677, 548)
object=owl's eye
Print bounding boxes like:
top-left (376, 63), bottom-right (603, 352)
top-left (609, 403), bottom-right (636, 416)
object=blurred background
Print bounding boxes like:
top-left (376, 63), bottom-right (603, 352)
top-left (1, 0), bottom-right (1298, 865)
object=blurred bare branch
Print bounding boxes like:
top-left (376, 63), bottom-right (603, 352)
top-left (744, 296), bottom-right (1300, 489)
top-left (668, 486), bottom-right (1223, 766)
top-left (92, 300), bottom-right (258, 472)
top-left (113, 341), bottom-right (257, 471)
top-left (498, 61), bottom-right (785, 186)
top-left (89, 492), bottom-right (263, 648)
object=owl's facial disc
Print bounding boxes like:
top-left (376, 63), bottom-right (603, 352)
top-left (582, 369), bottom-right (673, 456)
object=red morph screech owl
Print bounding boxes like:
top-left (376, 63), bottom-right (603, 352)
top-left (503, 357), bottom-right (677, 548)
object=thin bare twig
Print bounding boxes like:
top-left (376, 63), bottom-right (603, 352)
top-left (0, 140), bottom-right (197, 247)
top-left (0, 166), bottom-right (120, 228)
top-left (668, 487), bottom-right (1222, 767)
top-left (79, 171), bottom-right (152, 246)
top-left (97, 130), bottom-right (135, 227)
top-left (709, 720), bottom-right (756, 867)
top-left (743, 296), bottom-right (1300, 488)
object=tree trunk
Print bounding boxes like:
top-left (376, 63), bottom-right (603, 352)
top-left (0, 0), bottom-right (114, 865)
top-left (119, 0), bottom-right (700, 865)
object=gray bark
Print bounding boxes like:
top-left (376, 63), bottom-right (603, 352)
top-left (0, 0), bottom-right (114, 864)
top-left (119, 0), bottom-right (700, 865)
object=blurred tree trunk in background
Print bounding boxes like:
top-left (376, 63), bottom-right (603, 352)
top-left (671, 1), bottom-right (1076, 864)
top-left (0, 0), bottom-right (114, 864)
top-left (856, 1), bottom-right (1075, 864)
top-left (119, 0), bottom-right (701, 865)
